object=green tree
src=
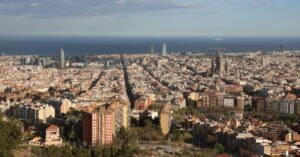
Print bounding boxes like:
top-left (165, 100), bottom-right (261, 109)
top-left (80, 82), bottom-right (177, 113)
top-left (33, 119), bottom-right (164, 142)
top-left (0, 118), bottom-right (22, 157)
top-left (0, 111), bottom-right (4, 119)
top-left (214, 143), bottom-right (224, 154)
top-left (170, 130), bottom-right (193, 144)
top-left (68, 126), bottom-right (76, 140)
top-left (145, 119), bottom-right (153, 128)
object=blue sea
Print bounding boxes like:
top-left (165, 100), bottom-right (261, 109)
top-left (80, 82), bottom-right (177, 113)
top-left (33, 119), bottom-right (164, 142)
top-left (0, 36), bottom-right (300, 56)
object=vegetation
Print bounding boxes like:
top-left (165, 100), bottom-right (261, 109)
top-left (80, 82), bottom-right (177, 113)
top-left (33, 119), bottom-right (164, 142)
top-left (205, 134), bottom-right (216, 147)
top-left (174, 107), bottom-right (205, 116)
top-left (31, 145), bottom-right (90, 157)
top-left (170, 130), bottom-right (193, 144)
top-left (31, 127), bottom-right (139, 157)
top-left (0, 113), bottom-right (23, 157)
top-left (0, 104), bottom-right (222, 157)
top-left (130, 126), bottom-right (164, 142)
top-left (214, 143), bottom-right (224, 154)
top-left (182, 148), bottom-right (217, 157)
top-left (61, 109), bottom-right (85, 120)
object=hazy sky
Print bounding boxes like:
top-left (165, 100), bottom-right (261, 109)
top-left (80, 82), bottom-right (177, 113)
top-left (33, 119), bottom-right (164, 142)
top-left (0, 0), bottom-right (299, 37)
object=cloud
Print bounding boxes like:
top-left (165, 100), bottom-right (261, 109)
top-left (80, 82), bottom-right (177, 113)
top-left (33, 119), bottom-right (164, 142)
top-left (0, 0), bottom-right (204, 17)
top-left (29, 3), bottom-right (41, 7)
top-left (0, 0), bottom-right (275, 18)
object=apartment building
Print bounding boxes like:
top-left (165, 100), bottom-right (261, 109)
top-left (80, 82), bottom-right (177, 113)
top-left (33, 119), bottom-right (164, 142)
top-left (82, 101), bottom-right (129, 146)
top-left (45, 125), bottom-right (63, 146)
top-left (160, 103), bottom-right (172, 135)
top-left (10, 103), bottom-right (55, 122)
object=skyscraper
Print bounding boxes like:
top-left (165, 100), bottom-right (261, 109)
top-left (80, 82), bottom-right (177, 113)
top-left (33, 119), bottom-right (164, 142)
top-left (150, 44), bottom-right (155, 54)
top-left (162, 43), bottom-right (167, 56)
top-left (211, 59), bottom-right (216, 76)
top-left (216, 52), bottom-right (224, 76)
top-left (59, 48), bottom-right (65, 69)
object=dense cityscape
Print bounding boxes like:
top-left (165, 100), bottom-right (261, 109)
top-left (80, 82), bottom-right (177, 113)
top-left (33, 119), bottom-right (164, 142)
top-left (1, 0), bottom-right (300, 157)
top-left (1, 46), bottom-right (300, 157)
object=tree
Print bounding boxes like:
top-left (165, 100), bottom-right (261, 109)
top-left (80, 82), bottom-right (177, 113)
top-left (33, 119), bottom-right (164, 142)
top-left (145, 119), bottom-right (153, 128)
top-left (214, 143), bottom-right (224, 154)
top-left (0, 111), bottom-right (3, 120)
top-left (170, 130), bottom-right (193, 144)
top-left (182, 131), bottom-right (193, 143)
top-left (205, 135), bottom-right (216, 147)
top-left (68, 127), bottom-right (76, 140)
top-left (0, 119), bottom-right (22, 157)
top-left (31, 145), bottom-right (91, 157)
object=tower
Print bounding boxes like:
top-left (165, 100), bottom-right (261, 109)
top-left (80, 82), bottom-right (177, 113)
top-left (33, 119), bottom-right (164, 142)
top-left (162, 43), bottom-right (167, 56)
top-left (82, 103), bottom-right (129, 146)
top-left (211, 59), bottom-right (216, 76)
top-left (59, 48), bottom-right (65, 69)
top-left (150, 44), bottom-right (155, 54)
top-left (261, 56), bottom-right (265, 66)
top-left (216, 52), bottom-right (224, 76)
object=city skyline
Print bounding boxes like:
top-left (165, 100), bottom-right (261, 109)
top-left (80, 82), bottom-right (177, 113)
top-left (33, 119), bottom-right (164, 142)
top-left (2, 1), bottom-right (300, 157)
top-left (0, 0), bottom-right (299, 37)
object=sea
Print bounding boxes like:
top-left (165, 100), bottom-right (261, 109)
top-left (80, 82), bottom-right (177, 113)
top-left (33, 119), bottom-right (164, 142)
top-left (0, 36), bottom-right (300, 56)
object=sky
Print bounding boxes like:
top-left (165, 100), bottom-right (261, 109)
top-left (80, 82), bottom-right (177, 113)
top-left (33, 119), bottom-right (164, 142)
top-left (0, 0), bottom-right (299, 37)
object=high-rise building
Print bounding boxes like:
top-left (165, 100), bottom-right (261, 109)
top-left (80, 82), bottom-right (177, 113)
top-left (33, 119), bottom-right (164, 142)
top-left (150, 44), bottom-right (155, 54)
top-left (20, 57), bottom-right (31, 65)
top-left (160, 104), bottom-right (172, 135)
top-left (39, 58), bottom-right (47, 67)
top-left (162, 43), bottom-right (167, 56)
top-left (82, 102), bottom-right (129, 146)
top-left (216, 52), bottom-right (224, 76)
top-left (279, 93), bottom-right (296, 115)
top-left (211, 59), bottom-right (216, 76)
top-left (59, 48), bottom-right (65, 69)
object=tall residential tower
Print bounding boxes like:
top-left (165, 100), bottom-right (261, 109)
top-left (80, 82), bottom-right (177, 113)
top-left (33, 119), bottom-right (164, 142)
top-left (59, 48), bottom-right (65, 69)
top-left (82, 102), bottom-right (129, 146)
top-left (216, 52), bottom-right (224, 76)
top-left (162, 43), bottom-right (167, 56)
